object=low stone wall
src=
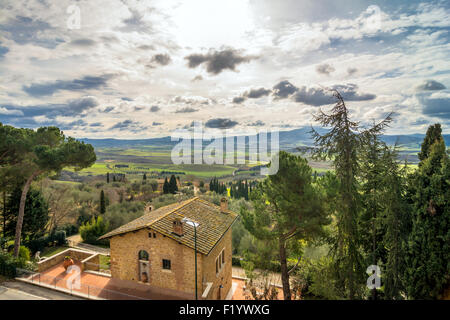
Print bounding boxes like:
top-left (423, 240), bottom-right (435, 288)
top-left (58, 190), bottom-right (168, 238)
top-left (82, 253), bottom-right (100, 272)
top-left (38, 248), bottom-right (97, 273)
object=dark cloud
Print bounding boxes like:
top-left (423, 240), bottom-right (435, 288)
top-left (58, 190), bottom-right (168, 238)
top-left (205, 118), bottom-right (238, 129)
top-left (333, 84), bottom-right (376, 101)
top-left (90, 122), bottom-right (103, 127)
top-left (272, 80), bottom-right (299, 99)
top-left (293, 87), bottom-right (335, 106)
top-left (246, 88), bottom-right (271, 99)
top-left (248, 120), bottom-right (265, 127)
top-left (119, 8), bottom-right (154, 34)
top-left (121, 97), bottom-right (133, 101)
top-left (174, 107), bottom-right (198, 113)
top-left (69, 38), bottom-right (96, 47)
top-left (0, 96), bottom-right (99, 128)
top-left (152, 122), bottom-right (163, 126)
top-left (134, 106), bottom-right (144, 111)
top-left (416, 80), bottom-right (447, 91)
top-left (0, 15), bottom-right (62, 48)
top-left (316, 63), bottom-right (335, 75)
top-left (185, 48), bottom-right (256, 75)
top-left (150, 106), bottom-right (160, 112)
top-left (192, 75), bottom-right (203, 82)
top-left (138, 44), bottom-right (155, 50)
top-left (293, 84), bottom-right (376, 106)
top-left (152, 53), bottom-right (171, 66)
top-left (102, 106), bottom-right (115, 113)
top-left (66, 97), bottom-right (99, 115)
top-left (0, 44), bottom-right (9, 59)
top-left (233, 96), bottom-right (246, 104)
top-left (23, 75), bottom-right (111, 97)
top-left (418, 93), bottom-right (450, 119)
top-left (110, 120), bottom-right (145, 132)
top-left (347, 67), bottom-right (358, 76)
top-left (233, 87), bottom-right (271, 104)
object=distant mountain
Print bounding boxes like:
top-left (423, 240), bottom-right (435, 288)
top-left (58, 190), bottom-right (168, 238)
top-left (80, 127), bottom-right (450, 151)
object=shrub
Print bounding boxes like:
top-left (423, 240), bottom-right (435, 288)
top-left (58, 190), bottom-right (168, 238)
top-left (0, 251), bottom-right (34, 278)
top-left (18, 246), bottom-right (31, 261)
top-left (79, 216), bottom-right (109, 245)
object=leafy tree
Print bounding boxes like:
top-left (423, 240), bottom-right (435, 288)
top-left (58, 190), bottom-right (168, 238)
top-left (10, 126), bottom-right (96, 257)
top-left (241, 151), bottom-right (330, 300)
top-left (311, 90), bottom-right (392, 299)
top-left (405, 126), bottom-right (449, 299)
top-left (4, 187), bottom-right (49, 241)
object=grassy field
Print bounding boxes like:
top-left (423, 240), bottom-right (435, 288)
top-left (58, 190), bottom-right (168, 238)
top-left (62, 143), bottom-right (420, 181)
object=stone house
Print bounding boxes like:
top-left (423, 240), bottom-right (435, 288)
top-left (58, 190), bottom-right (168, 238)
top-left (99, 197), bottom-right (238, 300)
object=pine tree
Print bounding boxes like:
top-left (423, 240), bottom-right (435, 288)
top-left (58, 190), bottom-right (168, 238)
top-left (107, 172), bottom-right (110, 183)
top-left (382, 149), bottom-right (410, 300)
top-left (311, 90), bottom-right (392, 299)
top-left (241, 151), bottom-right (330, 300)
top-left (143, 173), bottom-right (147, 181)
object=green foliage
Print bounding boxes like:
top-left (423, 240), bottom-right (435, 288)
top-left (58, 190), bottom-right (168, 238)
top-left (241, 151), bottom-right (329, 299)
top-left (99, 190), bottom-right (106, 214)
top-left (163, 177), bottom-right (169, 194)
top-left (4, 187), bottom-right (49, 241)
top-left (103, 201), bottom-right (145, 231)
top-left (79, 216), bottom-right (109, 245)
top-left (418, 123), bottom-right (442, 162)
top-left (311, 91), bottom-right (392, 299)
top-left (405, 134), bottom-right (450, 299)
top-left (209, 177), bottom-right (226, 195)
top-left (169, 175), bottom-right (178, 194)
top-left (18, 246), bottom-right (30, 261)
top-left (0, 251), bottom-right (32, 278)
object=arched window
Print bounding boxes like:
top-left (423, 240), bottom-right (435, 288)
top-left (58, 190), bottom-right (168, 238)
top-left (138, 250), bottom-right (149, 261)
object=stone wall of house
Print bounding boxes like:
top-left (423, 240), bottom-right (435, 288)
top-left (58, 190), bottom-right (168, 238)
top-left (110, 228), bottom-right (203, 296)
top-left (201, 228), bottom-right (233, 300)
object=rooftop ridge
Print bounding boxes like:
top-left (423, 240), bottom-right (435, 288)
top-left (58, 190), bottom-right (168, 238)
top-left (196, 197), bottom-right (235, 215)
top-left (145, 197), bottom-right (199, 227)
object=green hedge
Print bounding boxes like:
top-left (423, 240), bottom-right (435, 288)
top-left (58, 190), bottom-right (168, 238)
top-left (0, 251), bottom-right (29, 278)
top-left (25, 230), bottom-right (67, 254)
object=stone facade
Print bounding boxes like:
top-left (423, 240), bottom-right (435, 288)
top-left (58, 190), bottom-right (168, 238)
top-left (109, 226), bottom-right (233, 299)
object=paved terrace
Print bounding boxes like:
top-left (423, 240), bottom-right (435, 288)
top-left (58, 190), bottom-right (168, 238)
top-left (19, 260), bottom-right (193, 300)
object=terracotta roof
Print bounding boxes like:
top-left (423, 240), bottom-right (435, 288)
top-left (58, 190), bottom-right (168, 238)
top-left (99, 197), bottom-right (238, 255)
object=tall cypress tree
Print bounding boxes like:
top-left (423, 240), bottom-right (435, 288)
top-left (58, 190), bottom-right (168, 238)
top-left (405, 125), bottom-right (450, 299)
top-left (169, 175), bottom-right (178, 194)
top-left (107, 172), bottom-right (110, 183)
top-left (100, 190), bottom-right (106, 214)
top-left (163, 177), bottom-right (169, 194)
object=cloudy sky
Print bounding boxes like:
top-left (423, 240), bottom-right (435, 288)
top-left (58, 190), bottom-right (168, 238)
top-left (0, 0), bottom-right (449, 138)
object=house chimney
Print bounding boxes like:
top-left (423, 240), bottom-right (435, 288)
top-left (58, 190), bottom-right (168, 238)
top-left (220, 198), bottom-right (228, 212)
top-left (173, 217), bottom-right (184, 236)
